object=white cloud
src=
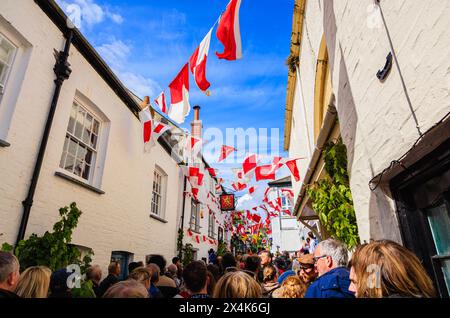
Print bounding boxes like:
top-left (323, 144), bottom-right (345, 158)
top-left (96, 39), bottom-right (161, 98)
top-left (56, 0), bottom-right (123, 29)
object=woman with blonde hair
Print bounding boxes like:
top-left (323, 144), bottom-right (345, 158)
top-left (128, 267), bottom-right (152, 291)
top-left (15, 266), bottom-right (52, 298)
top-left (213, 271), bottom-right (262, 298)
top-left (272, 275), bottom-right (306, 298)
top-left (349, 240), bottom-right (436, 298)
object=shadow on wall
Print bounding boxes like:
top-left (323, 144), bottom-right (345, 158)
top-left (323, 1), bottom-right (401, 243)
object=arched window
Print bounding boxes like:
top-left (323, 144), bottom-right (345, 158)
top-left (313, 35), bottom-right (332, 141)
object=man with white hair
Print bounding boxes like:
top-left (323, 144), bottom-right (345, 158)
top-left (304, 239), bottom-right (354, 298)
top-left (0, 251), bottom-right (20, 298)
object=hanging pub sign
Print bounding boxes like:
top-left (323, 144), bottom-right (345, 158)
top-left (220, 193), bottom-right (235, 211)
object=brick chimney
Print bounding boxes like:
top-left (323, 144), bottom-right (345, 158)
top-left (139, 96), bottom-right (150, 110)
top-left (191, 105), bottom-right (202, 139)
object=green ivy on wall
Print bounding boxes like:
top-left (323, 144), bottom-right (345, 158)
top-left (306, 139), bottom-right (360, 249)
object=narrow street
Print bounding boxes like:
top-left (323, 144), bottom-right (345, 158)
top-left (0, 0), bottom-right (449, 305)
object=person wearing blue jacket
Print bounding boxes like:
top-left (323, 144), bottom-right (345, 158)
top-left (304, 239), bottom-right (355, 298)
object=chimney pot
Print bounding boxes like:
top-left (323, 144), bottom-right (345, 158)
top-left (193, 105), bottom-right (200, 121)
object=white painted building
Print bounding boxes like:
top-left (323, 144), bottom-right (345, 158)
top-left (266, 176), bottom-right (317, 254)
top-left (0, 0), bottom-right (226, 278)
top-left (284, 0), bottom-right (450, 296)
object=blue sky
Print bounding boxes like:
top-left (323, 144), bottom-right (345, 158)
top-left (57, 0), bottom-right (294, 206)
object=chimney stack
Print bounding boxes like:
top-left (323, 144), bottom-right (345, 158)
top-left (139, 96), bottom-right (150, 110)
top-left (191, 105), bottom-right (202, 139)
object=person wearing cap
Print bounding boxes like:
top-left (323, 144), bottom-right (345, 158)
top-left (297, 254), bottom-right (318, 285)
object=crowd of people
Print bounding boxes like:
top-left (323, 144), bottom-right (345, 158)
top-left (0, 235), bottom-right (437, 298)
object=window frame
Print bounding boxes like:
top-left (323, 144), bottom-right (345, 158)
top-left (208, 212), bottom-right (215, 239)
top-left (59, 100), bottom-right (101, 184)
top-left (151, 166), bottom-right (167, 218)
top-left (0, 33), bottom-right (18, 95)
top-left (190, 200), bottom-right (201, 233)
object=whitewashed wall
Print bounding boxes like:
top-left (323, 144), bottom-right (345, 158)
top-left (288, 0), bottom-right (450, 243)
top-left (0, 0), bottom-right (184, 274)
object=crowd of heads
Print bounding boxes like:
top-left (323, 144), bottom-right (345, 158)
top-left (0, 236), bottom-right (438, 298)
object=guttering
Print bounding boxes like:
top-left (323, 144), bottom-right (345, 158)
top-left (284, 0), bottom-right (307, 151)
top-left (16, 31), bottom-right (73, 245)
top-left (293, 103), bottom-right (337, 219)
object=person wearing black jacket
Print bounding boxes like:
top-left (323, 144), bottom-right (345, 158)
top-left (98, 261), bottom-right (120, 297)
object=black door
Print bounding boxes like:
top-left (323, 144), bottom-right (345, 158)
top-left (391, 139), bottom-right (450, 297)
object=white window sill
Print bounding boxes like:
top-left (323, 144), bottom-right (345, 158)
top-left (55, 171), bottom-right (105, 195)
top-left (150, 213), bottom-right (168, 223)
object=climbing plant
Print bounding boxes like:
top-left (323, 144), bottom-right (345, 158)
top-left (307, 139), bottom-right (360, 249)
top-left (182, 243), bottom-right (194, 267)
top-left (176, 228), bottom-right (184, 259)
top-left (216, 241), bottom-right (227, 257)
top-left (13, 202), bottom-right (93, 272)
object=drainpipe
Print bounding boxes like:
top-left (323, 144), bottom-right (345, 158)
top-left (15, 31), bottom-right (73, 246)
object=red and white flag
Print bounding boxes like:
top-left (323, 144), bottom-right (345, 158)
top-left (154, 92), bottom-right (167, 114)
top-left (242, 154), bottom-right (258, 176)
top-left (168, 63), bottom-right (190, 124)
top-left (216, 0), bottom-right (243, 60)
top-left (255, 165), bottom-right (276, 181)
top-left (218, 145), bottom-right (237, 162)
top-left (207, 168), bottom-right (217, 177)
top-left (152, 121), bottom-right (171, 141)
top-left (285, 158), bottom-right (301, 182)
top-left (138, 107), bottom-right (153, 152)
top-left (190, 28), bottom-right (213, 92)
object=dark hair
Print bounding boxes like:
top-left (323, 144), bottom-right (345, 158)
top-left (172, 257), bottom-right (179, 264)
top-left (146, 255), bottom-right (166, 273)
top-left (207, 264), bottom-right (220, 282)
top-left (245, 255), bottom-right (261, 272)
top-left (274, 257), bottom-right (287, 271)
top-left (183, 261), bottom-right (208, 293)
top-left (221, 253), bottom-right (236, 270)
top-left (49, 269), bottom-right (72, 298)
top-left (308, 231), bottom-right (315, 239)
top-left (206, 271), bottom-right (217, 296)
top-left (128, 262), bottom-right (141, 274)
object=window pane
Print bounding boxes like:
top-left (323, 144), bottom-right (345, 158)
top-left (82, 163), bottom-right (91, 180)
top-left (74, 159), bottom-right (84, 177)
top-left (90, 133), bottom-right (98, 149)
top-left (0, 37), bottom-right (15, 64)
top-left (74, 107), bottom-right (85, 139)
top-left (67, 104), bottom-right (77, 134)
top-left (92, 119), bottom-right (99, 135)
top-left (426, 202), bottom-right (450, 255)
top-left (64, 154), bottom-right (75, 172)
top-left (59, 137), bottom-right (69, 168)
top-left (76, 144), bottom-right (87, 162)
top-left (68, 138), bottom-right (78, 157)
top-left (0, 62), bottom-right (7, 85)
top-left (83, 114), bottom-right (93, 144)
top-left (85, 150), bottom-right (93, 165)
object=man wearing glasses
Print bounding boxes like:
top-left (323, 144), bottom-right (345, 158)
top-left (304, 239), bottom-right (355, 298)
top-left (296, 254), bottom-right (318, 285)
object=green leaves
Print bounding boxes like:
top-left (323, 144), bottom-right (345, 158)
top-left (307, 139), bottom-right (360, 249)
top-left (13, 202), bottom-right (93, 272)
